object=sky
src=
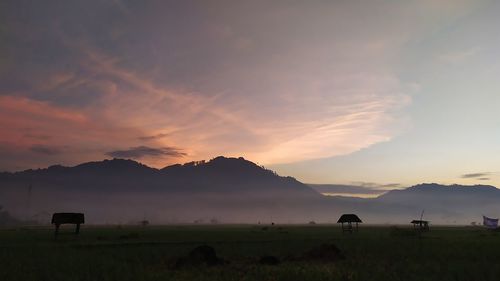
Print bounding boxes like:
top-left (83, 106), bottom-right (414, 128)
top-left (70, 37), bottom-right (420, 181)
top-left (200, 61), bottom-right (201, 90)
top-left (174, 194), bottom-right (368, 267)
top-left (1, 0), bottom-right (499, 189)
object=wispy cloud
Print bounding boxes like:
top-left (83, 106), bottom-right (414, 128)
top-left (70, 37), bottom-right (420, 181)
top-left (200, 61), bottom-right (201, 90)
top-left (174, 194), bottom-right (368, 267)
top-left (439, 47), bottom-right (481, 64)
top-left (30, 145), bottom-right (62, 155)
top-left (106, 146), bottom-right (186, 159)
top-left (0, 95), bottom-right (146, 169)
top-left (1, 1), bottom-right (423, 170)
top-left (138, 133), bottom-right (170, 141)
top-left (77, 47), bottom-right (411, 165)
top-left (380, 183), bottom-right (403, 188)
top-left (461, 172), bottom-right (490, 179)
top-left (350, 181), bottom-right (402, 189)
top-left (309, 184), bottom-right (391, 194)
top-left (24, 134), bottom-right (52, 140)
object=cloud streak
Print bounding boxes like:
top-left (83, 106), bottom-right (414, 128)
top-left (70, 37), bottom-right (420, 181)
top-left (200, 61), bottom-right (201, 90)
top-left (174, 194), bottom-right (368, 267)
top-left (30, 145), bottom-right (62, 155)
top-left (0, 95), bottom-right (147, 169)
top-left (0, 1), bottom-right (428, 170)
top-left (138, 133), bottom-right (170, 141)
top-left (309, 184), bottom-right (391, 194)
top-left (461, 172), bottom-right (490, 179)
top-left (106, 146), bottom-right (186, 159)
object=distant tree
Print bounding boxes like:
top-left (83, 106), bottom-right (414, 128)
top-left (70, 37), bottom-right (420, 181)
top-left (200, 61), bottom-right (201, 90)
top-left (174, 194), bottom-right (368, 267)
top-left (0, 206), bottom-right (20, 226)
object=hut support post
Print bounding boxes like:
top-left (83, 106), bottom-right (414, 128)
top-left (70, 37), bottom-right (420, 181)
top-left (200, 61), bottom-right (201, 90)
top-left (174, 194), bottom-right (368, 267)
top-left (54, 224), bottom-right (60, 238)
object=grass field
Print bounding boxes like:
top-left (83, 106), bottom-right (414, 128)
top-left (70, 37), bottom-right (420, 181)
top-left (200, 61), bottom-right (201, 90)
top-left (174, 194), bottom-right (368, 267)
top-left (1, 224), bottom-right (499, 281)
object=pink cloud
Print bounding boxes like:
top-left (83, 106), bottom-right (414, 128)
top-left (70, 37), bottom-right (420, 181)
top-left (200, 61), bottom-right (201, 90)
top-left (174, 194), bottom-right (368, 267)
top-left (0, 95), bottom-right (186, 170)
top-left (56, 49), bottom-right (412, 166)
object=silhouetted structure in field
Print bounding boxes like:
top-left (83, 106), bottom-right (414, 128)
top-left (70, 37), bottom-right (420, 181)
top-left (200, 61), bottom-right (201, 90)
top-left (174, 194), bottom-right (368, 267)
top-left (411, 220), bottom-right (429, 231)
top-left (483, 215), bottom-right (499, 229)
top-left (51, 213), bottom-right (85, 237)
top-left (337, 214), bottom-right (362, 233)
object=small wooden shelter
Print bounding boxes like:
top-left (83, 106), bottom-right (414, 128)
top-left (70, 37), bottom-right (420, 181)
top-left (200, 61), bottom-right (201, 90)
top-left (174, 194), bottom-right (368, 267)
top-left (411, 220), bottom-right (429, 231)
top-left (337, 214), bottom-right (362, 233)
top-left (51, 213), bottom-right (85, 237)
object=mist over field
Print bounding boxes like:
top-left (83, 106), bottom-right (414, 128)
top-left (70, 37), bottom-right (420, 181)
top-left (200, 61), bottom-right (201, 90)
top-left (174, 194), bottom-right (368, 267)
top-left (1, 157), bottom-right (498, 226)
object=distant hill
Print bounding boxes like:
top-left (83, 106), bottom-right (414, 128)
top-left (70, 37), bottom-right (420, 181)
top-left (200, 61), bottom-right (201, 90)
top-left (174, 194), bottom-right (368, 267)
top-left (2, 157), bottom-right (318, 196)
top-left (0, 157), bottom-right (322, 224)
top-left (1, 159), bottom-right (500, 225)
top-left (373, 183), bottom-right (500, 223)
top-left (323, 183), bottom-right (500, 224)
top-left (378, 183), bottom-right (500, 202)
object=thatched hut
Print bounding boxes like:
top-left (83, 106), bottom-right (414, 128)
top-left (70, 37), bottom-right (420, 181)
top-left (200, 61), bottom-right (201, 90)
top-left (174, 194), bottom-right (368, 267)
top-left (51, 212), bottom-right (85, 237)
top-left (411, 220), bottom-right (429, 231)
top-left (337, 214), bottom-right (362, 233)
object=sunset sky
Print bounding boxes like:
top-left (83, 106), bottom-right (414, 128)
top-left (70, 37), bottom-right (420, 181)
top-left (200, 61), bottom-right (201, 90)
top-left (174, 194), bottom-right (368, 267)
top-left (1, 0), bottom-right (499, 188)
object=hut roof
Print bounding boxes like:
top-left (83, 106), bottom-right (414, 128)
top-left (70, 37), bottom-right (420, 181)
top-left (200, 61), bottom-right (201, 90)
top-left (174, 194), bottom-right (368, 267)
top-left (337, 214), bottom-right (362, 223)
top-left (411, 220), bottom-right (429, 224)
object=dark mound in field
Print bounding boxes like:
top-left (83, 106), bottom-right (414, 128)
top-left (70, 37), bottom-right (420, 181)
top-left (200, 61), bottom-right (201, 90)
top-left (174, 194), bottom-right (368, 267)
top-left (119, 232), bottom-right (140, 240)
top-left (259, 256), bottom-right (280, 265)
top-left (300, 243), bottom-right (345, 262)
top-left (174, 245), bottom-right (223, 268)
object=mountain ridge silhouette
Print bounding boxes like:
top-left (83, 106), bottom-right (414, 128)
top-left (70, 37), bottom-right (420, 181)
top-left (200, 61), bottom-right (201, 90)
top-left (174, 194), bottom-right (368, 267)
top-left (1, 157), bottom-right (499, 224)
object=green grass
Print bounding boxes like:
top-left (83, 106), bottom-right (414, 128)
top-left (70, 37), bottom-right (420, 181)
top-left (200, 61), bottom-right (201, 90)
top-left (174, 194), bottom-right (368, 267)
top-left (1, 225), bottom-right (500, 281)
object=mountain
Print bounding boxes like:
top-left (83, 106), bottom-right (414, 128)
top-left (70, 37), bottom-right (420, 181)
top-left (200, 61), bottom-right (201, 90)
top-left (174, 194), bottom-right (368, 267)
top-left (373, 183), bottom-right (500, 223)
top-left (0, 157), bottom-right (323, 224)
top-left (319, 183), bottom-right (500, 224)
top-left (379, 183), bottom-right (500, 202)
top-left (2, 157), bottom-right (318, 196)
top-left (2, 158), bottom-right (500, 225)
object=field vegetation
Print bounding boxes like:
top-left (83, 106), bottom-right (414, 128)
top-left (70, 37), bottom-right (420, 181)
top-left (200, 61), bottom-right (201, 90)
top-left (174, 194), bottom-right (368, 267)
top-left (1, 224), bottom-right (499, 281)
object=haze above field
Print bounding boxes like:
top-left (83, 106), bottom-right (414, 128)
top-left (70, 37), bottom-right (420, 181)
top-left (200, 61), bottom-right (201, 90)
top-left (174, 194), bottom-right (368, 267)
top-left (1, 1), bottom-right (500, 187)
top-left (1, 157), bottom-right (499, 225)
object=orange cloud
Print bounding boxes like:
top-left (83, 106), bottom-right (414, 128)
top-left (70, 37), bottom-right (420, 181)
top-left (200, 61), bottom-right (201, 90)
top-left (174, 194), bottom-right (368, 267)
top-left (0, 35), bottom-right (413, 171)
top-left (58, 48), bottom-right (411, 166)
top-left (0, 95), bottom-right (185, 170)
